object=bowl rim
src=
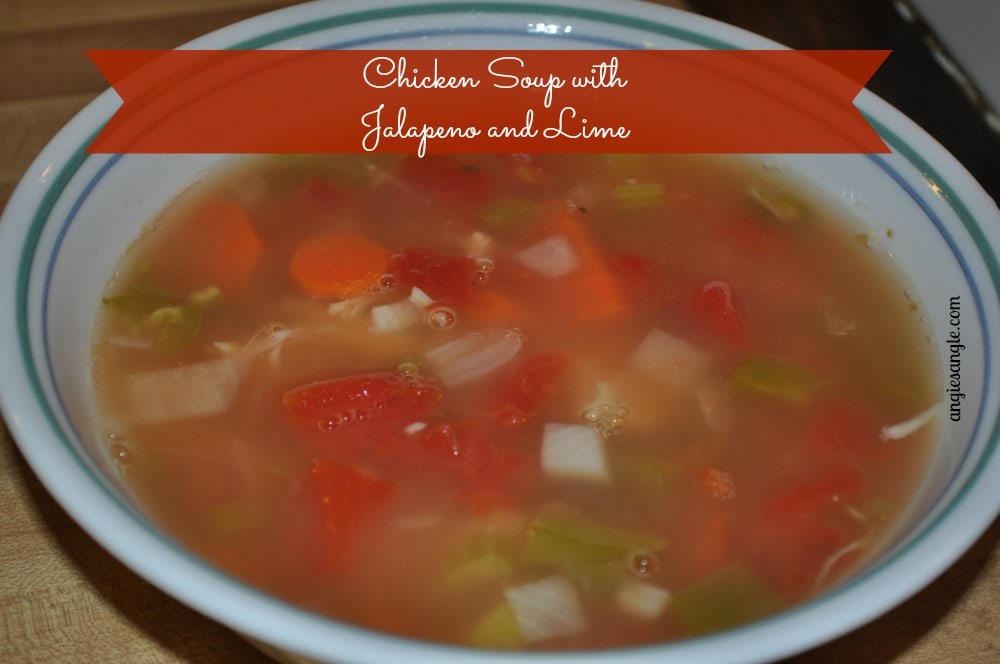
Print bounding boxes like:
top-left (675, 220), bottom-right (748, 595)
top-left (2, 1), bottom-right (1000, 663)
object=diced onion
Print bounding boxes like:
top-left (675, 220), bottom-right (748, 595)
top-left (504, 576), bottom-right (586, 643)
top-left (514, 235), bottom-right (580, 278)
top-left (328, 294), bottom-right (376, 319)
top-left (614, 579), bottom-right (671, 619)
top-left (541, 422), bottom-right (609, 484)
top-left (425, 331), bottom-right (522, 386)
top-left (126, 358), bottom-right (241, 424)
top-left (369, 299), bottom-right (422, 334)
top-left (408, 286), bottom-right (434, 308)
top-left (630, 329), bottom-right (710, 390)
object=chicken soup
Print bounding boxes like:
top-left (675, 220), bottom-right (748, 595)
top-left (92, 153), bottom-right (940, 649)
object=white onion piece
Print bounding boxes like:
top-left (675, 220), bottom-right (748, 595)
top-left (425, 331), bottom-right (522, 386)
top-left (504, 576), bottom-right (586, 643)
top-left (514, 234), bottom-right (580, 278)
top-left (541, 422), bottom-right (610, 484)
top-left (630, 329), bottom-right (710, 390)
top-left (614, 579), bottom-right (671, 619)
top-left (369, 299), bottom-right (422, 334)
top-left (126, 358), bottom-right (241, 425)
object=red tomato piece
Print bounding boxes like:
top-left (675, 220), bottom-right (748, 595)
top-left (802, 401), bottom-right (886, 462)
top-left (282, 372), bottom-right (442, 432)
top-left (690, 279), bottom-right (749, 350)
top-left (406, 420), bottom-right (532, 514)
top-left (311, 459), bottom-right (395, 571)
top-left (764, 466), bottom-right (865, 523)
top-left (459, 438), bottom-right (532, 515)
top-left (608, 252), bottom-right (670, 306)
top-left (488, 353), bottom-right (568, 427)
top-left (389, 248), bottom-right (477, 305)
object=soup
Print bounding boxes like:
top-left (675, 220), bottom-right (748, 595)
top-left (92, 153), bottom-right (940, 649)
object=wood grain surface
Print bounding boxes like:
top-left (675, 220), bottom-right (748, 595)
top-left (1, 1), bottom-right (998, 662)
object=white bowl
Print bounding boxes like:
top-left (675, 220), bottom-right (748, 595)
top-left (2, 1), bottom-right (999, 663)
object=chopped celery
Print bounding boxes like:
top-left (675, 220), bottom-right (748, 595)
top-left (732, 355), bottom-right (823, 406)
top-left (561, 558), bottom-right (628, 595)
top-left (443, 550), bottom-right (515, 595)
top-left (613, 456), bottom-right (676, 497)
top-left (103, 291), bottom-right (177, 328)
top-left (747, 186), bottom-right (805, 223)
top-left (614, 182), bottom-right (666, 209)
top-left (671, 564), bottom-right (782, 635)
top-left (522, 502), bottom-right (665, 568)
top-left (148, 304), bottom-right (203, 353)
top-left (467, 601), bottom-right (525, 649)
top-left (103, 287), bottom-right (214, 354)
top-left (479, 197), bottom-right (542, 234)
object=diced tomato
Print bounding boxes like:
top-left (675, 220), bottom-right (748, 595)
top-left (764, 466), bottom-right (865, 523)
top-left (404, 420), bottom-right (532, 514)
top-left (608, 252), bottom-right (671, 306)
top-left (689, 279), bottom-right (749, 350)
top-left (459, 437), bottom-right (532, 515)
top-left (755, 466), bottom-right (866, 591)
top-left (802, 401), bottom-right (886, 463)
top-left (282, 372), bottom-right (442, 432)
top-left (389, 248), bottom-right (478, 306)
top-left (311, 459), bottom-right (395, 571)
top-left (488, 353), bottom-right (568, 427)
top-left (397, 155), bottom-right (492, 209)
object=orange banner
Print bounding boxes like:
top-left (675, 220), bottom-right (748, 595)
top-left (86, 49), bottom-right (890, 155)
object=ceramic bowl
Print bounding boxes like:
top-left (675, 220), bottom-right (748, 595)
top-left (2, 1), bottom-right (999, 663)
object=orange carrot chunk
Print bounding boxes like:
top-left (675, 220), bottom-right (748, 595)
top-left (289, 232), bottom-right (392, 299)
top-left (154, 199), bottom-right (262, 293)
top-left (547, 207), bottom-right (627, 322)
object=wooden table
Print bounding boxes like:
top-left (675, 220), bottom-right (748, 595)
top-left (2, 1), bottom-right (998, 662)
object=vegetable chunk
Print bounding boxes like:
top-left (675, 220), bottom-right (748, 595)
top-left (289, 233), bottom-right (392, 299)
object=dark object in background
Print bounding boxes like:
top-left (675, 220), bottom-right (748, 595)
top-left (687, 0), bottom-right (1000, 204)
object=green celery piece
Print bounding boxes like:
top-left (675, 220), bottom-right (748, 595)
top-left (522, 502), bottom-right (665, 567)
top-left (671, 564), bottom-right (783, 635)
top-left (443, 551), bottom-right (515, 594)
top-left (467, 601), bottom-right (525, 649)
top-left (103, 290), bottom-right (203, 354)
top-left (747, 186), bottom-right (806, 223)
top-left (562, 558), bottom-right (628, 595)
top-left (733, 355), bottom-right (823, 406)
top-left (614, 456), bottom-right (677, 497)
top-left (103, 291), bottom-right (177, 329)
top-left (614, 182), bottom-right (666, 209)
top-left (479, 197), bottom-right (541, 234)
top-left (148, 304), bottom-right (203, 354)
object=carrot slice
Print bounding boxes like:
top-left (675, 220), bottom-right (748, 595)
top-left (153, 199), bottom-right (261, 293)
top-left (546, 207), bottom-right (627, 322)
top-left (289, 232), bottom-right (392, 299)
